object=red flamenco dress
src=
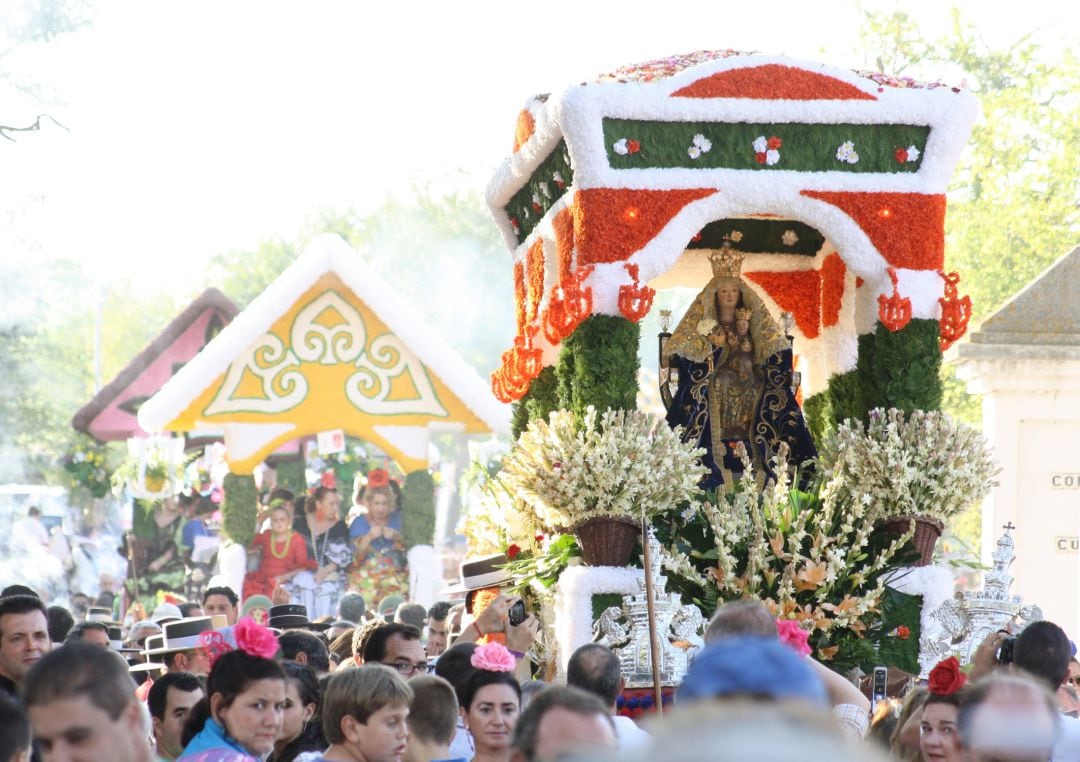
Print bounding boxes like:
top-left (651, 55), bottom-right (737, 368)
top-left (243, 530), bottom-right (316, 600)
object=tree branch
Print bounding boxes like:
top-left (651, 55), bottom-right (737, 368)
top-left (0, 114), bottom-right (67, 141)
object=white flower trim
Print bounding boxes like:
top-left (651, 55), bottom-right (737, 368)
top-left (486, 53), bottom-right (977, 387)
top-left (554, 564), bottom-right (643, 677)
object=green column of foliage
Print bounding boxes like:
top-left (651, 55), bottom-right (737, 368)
top-left (556, 315), bottom-right (640, 418)
top-left (401, 469), bottom-right (436, 549)
top-left (222, 473), bottom-right (257, 547)
top-left (511, 366), bottom-right (559, 439)
top-left (803, 318), bottom-right (941, 439)
top-left (861, 318), bottom-right (942, 414)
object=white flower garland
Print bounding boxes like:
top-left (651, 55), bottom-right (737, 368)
top-left (554, 564), bottom-right (643, 676)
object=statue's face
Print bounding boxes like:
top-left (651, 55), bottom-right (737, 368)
top-left (716, 280), bottom-right (741, 311)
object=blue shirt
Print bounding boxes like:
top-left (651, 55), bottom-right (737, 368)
top-left (181, 518), bottom-right (212, 551)
top-left (176, 718), bottom-right (258, 762)
top-left (348, 511), bottom-right (402, 540)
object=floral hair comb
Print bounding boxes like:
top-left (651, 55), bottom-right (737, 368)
top-left (366, 469), bottom-right (390, 489)
top-left (234, 616), bottom-right (280, 660)
top-left (197, 630), bottom-right (232, 670)
top-left (775, 619), bottom-right (811, 657)
top-left (470, 641), bottom-right (516, 672)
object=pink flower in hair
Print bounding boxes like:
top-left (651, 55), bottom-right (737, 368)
top-left (235, 616), bottom-right (280, 660)
top-left (775, 619), bottom-right (811, 657)
top-left (470, 641), bottom-right (516, 672)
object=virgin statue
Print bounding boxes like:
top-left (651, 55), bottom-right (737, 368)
top-left (664, 242), bottom-right (816, 487)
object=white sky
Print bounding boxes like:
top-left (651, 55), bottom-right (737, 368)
top-left (2, 0), bottom-right (1077, 292)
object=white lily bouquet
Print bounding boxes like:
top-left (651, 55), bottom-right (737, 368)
top-left (497, 406), bottom-right (707, 530)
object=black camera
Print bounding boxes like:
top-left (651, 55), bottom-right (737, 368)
top-left (997, 636), bottom-right (1016, 664)
top-left (508, 599), bottom-right (527, 627)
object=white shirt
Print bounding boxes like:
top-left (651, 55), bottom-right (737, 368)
top-left (611, 714), bottom-right (652, 751)
top-left (447, 716), bottom-right (475, 760)
top-left (1053, 713), bottom-right (1080, 761)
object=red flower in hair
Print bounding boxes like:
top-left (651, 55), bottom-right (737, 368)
top-left (320, 470), bottom-right (336, 489)
top-left (927, 656), bottom-right (966, 695)
top-left (366, 469), bottom-right (390, 489)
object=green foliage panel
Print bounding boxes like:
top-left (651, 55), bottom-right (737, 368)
top-left (603, 119), bottom-right (929, 173)
top-left (860, 319), bottom-right (942, 415)
top-left (513, 366), bottom-right (559, 439)
top-left (222, 473), bottom-right (258, 547)
top-left (401, 469), bottom-right (436, 549)
top-left (592, 593), bottom-right (625, 623)
top-left (804, 319), bottom-right (941, 440)
top-left (557, 315), bottom-right (640, 419)
top-left (869, 587), bottom-right (923, 675)
top-left (504, 140), bottom-right (574, 245)
top-left (687, 218), bottom-right (823, 256)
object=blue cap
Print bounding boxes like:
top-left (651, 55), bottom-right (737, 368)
top-left (678, 636), bottom-right (827, 705)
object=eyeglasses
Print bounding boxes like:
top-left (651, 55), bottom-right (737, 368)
top-left (382, 660), bottom-right (430, 676)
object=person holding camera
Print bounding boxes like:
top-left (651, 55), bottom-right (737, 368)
top-left (969, 620), bottom-right (1080, 758)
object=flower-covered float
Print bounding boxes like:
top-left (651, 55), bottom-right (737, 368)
top-left (472, 51), bottom-right (997, 687)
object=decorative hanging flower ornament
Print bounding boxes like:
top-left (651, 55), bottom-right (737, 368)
top-left (836, 140), bottom-right (859, 164)
top-left (753, 135), bottom-right (782, 166)
top-left (687, 133), bottom-right (712, 159)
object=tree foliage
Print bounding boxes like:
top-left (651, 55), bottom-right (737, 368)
top-left (859, 9), bottom-right (1080, 320)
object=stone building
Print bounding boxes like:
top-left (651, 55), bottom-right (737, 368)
top-left (953, 246), bottom-right (1080, 635)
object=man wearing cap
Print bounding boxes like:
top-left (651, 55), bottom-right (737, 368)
top-left (0, 595), bottom-right (50, 698)
top-left (150, 602), bottom-right (183, 626)
top-left (148, 618), bottom-right (216, 676)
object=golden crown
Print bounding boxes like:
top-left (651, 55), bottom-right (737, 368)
top-left (735, 307), bottom-right (752, 321)
top-left (709, 241), bottom-right (744, 279)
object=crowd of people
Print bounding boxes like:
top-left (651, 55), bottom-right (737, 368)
top-left (119, 472), bottom-right (410, 623)
top-left (4, 572), bottom-right (1080, 762)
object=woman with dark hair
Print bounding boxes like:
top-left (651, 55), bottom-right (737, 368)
top-left (460, 643), bottom-right (522, 762)
top-left (269, 662), bottom-right (326, 762)
top-left (347, 469), bottom-right (409, 608)
top-left (178, 618), bottom-right (286, 761)
top-left (285, 487), bottom-right (351, 620)
top-left (919, 658), bottom-right (971, 762)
